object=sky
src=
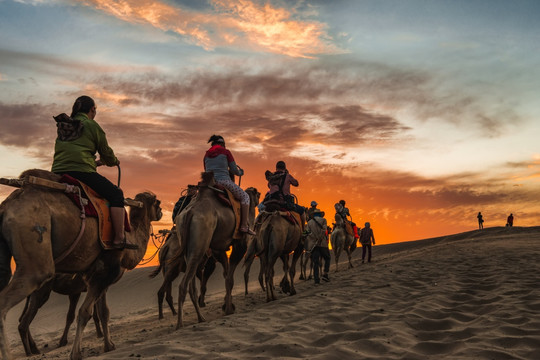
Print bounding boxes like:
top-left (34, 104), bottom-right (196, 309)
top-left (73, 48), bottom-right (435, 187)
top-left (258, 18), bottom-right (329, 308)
top-left (1, 0), bottom-right (540, 255)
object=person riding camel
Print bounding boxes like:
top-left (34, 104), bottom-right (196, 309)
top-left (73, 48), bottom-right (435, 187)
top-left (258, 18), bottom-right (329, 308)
top-left (204, 134), bottom-right (255, 235)
top-left (51, 95), bottom-right (137, 250)
top-left (334, 200), bottom-right (358, 243)
top-left (265, 161), bottom-right (307, 232)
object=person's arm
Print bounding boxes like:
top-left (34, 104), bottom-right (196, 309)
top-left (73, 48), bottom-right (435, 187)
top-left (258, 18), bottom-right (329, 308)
top-left (225, 149), bottom-right (243, 176)
top-left (90, 120), bottom-right (118, 166)
top-left (288, 173), bottom-right (299, 187)
top-left (371, 230), bottom-right (375, 245)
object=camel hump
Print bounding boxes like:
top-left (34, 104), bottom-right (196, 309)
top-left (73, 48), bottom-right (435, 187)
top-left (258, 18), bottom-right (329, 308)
top-left (19, 169), bottom-right (61, 182)
top-left (199, 172), bottom-right (215, 186)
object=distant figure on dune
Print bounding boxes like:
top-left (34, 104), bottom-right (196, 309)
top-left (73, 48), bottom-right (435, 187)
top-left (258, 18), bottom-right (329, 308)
top-left (359, 222), bottom-right (375, 263)
top-left (506, 213), bottom-right (514, 227)
top-left (477, 212), bottom-right (484, 229)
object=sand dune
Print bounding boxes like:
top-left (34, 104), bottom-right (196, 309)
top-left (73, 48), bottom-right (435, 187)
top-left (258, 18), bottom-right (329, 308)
top-left (5, 226), bottom-right (540, 359)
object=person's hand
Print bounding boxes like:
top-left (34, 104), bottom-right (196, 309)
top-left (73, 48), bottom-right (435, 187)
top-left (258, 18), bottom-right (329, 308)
top-left (95, 159), bottom-right (104, 167)
top-left (237, 166), bottom-right (244, 176)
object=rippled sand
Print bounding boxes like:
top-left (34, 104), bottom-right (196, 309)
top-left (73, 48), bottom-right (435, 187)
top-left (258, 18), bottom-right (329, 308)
top-left (6, 226), bottom-right (540, 359)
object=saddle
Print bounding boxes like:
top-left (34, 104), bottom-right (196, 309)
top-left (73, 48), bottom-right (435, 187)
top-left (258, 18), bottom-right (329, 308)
top-left (60, 175), bottom-right (131, 250)
top-left (212, 184), bottom-right (242, 239)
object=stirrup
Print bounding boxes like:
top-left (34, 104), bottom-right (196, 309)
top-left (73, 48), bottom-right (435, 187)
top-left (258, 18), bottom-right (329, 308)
top-left (110, 238), bottom-right (139, 250)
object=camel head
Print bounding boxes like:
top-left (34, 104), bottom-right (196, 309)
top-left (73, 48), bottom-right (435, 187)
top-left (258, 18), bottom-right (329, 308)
top-left (245, 187), bottom-right (260, 207)
top-left (129, 191), bottom-right (162, 223)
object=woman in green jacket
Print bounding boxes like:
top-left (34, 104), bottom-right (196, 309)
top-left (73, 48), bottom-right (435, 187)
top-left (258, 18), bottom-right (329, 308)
top-left (52, 95), bottom-right (135, 249)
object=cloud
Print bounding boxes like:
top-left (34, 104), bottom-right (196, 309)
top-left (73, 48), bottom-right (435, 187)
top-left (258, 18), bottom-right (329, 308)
top-left (76, 0), bottom-right (344, 58)
top-left (0, 102), bottom-right (56, 149)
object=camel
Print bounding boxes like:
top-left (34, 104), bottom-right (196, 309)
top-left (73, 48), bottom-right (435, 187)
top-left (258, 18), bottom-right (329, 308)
top-left (255, 211), bottom-right (304, 302)
top-left (174, 172), bottom-right (259, 328)
top-left (0, 169), bottom-right (162, 360)
top-left (330, 223), bottom-right (355, 271)
top-left (149, 230), bottom-right (216, 319)
top-left (18, 273), bottom-right (103, 356)
top-left (299, 227), bottom-right (320, 280)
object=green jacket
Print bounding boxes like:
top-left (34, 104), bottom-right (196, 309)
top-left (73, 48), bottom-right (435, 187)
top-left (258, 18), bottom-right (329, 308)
top-left (52, 113), bottom-right (118, 173)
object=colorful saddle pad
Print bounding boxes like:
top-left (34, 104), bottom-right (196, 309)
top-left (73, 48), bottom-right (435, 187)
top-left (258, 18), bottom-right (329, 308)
top-left (60, 175), bottom-right (131, 249)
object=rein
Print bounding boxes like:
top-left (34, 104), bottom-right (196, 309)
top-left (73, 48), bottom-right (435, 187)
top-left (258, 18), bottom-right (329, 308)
top-left (137, 226), bottom-right (170, 266)
top-left (54, 185), bottom-right (87, 264)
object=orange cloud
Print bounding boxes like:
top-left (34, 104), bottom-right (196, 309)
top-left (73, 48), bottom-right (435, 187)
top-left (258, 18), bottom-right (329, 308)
top-left (77, 0), bottom-right (343, 57)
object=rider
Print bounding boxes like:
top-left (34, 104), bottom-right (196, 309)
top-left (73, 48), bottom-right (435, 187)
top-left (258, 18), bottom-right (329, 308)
top-left (334, 201), bottom-right (357, 247)
top-left (266, 160), bottom-right (307, 231)
top-left (306, 200), bottom-right (319, 220)
top-left (51, 95), bottom-right (136, 249)
top-left (204, 134), bottom-right (255, 235)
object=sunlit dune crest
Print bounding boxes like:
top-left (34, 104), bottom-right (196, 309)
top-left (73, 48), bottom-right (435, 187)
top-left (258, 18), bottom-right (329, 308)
top-left (78, 0), bottom-right (343, 57)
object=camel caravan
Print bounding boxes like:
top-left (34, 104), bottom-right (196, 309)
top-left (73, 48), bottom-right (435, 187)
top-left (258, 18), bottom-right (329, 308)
top-left (0, 96), bottom-right (365, 359)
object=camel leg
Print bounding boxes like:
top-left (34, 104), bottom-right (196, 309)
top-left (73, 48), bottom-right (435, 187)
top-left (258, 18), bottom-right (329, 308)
top-left (158, 264), bottom-right (179, 319)
top-left (58, 292), bottom-right (81, 347)
top-left (334, 247), bottom-right (341, 272)
top-left (243, 254), bottom-right (254, 295)
top-left (213, 250), bottom-right (232, 314)
top-left (92, 303), bottom-right (103, 338)
top-left (222, 240), bottom-right (246, 314)
top-left (94, 293), bottom-right (114, 352)
top-left (257, 258), bottom-right (265, 292)
top-left (288, 242), bottom-right (303, 296)
top-left (0, 221), bottom-right (55, 360)
top-left (299, 252), bottom-right (306, 280)
top-left (263, 254), bottom-right (275, 302)
top-left (188, 274), bottom-right (205, 323)
top-left (18, 285), bottom-right (51, 356)
top-left (265, 249), bottom-right (281, 302)
top-left (198, 255), bottom-right (216, 307)
top-left (71, 260), bottom-right (120, 360)
top-left (279, 254), bottom-right (290, 294)
top-left (177, 246), bottom-right (209, 329)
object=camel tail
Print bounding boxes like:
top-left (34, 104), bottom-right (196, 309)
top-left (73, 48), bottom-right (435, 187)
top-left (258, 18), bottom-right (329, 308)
top-left (148, 264), bottom-right (162, 278)
top-left (149, 241), bottom-right (169, 278)
top-left (261, 221), bottom-right (274, 263)
top-left (168, 210), bottom-right (193, 266)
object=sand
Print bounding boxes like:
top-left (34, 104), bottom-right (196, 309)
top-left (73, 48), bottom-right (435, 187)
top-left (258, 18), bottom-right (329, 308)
top-left (4, 226), bottom-right (540, 359)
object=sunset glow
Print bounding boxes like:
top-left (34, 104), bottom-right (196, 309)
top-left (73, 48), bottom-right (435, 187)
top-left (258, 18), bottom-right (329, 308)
top-left (1, 0), bottom-right (540, 268)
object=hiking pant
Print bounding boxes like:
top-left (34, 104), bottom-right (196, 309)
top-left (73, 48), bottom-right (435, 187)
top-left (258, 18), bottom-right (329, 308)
top-left (362, 243), bottom-right (372, 262)
top-left (312, 246), bottom-right (331, 282)
top-left (61, 171), bottom-right (124, 207)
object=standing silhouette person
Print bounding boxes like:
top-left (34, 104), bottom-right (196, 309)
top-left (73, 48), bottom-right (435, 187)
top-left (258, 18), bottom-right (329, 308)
top-left (359, 222), bottom-right (375, 263)
top-left (507, 213), bottom-right (514, 227)
top-left (477, 212), bottom-right (484, 229)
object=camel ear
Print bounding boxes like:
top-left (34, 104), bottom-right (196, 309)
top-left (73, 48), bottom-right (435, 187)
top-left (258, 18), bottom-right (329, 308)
top-left (124, 198), bottom-right (143, 208)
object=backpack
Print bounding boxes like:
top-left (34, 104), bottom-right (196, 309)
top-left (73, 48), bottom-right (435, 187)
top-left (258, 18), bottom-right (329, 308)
top-left (54, 113), bottom-right (84, 141)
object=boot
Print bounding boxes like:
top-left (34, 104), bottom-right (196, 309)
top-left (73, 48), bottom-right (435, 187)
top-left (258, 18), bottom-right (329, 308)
top-left (239, 203), bottom-right (256, 235)
top-left (110, 207), bottom-right (138, 250)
